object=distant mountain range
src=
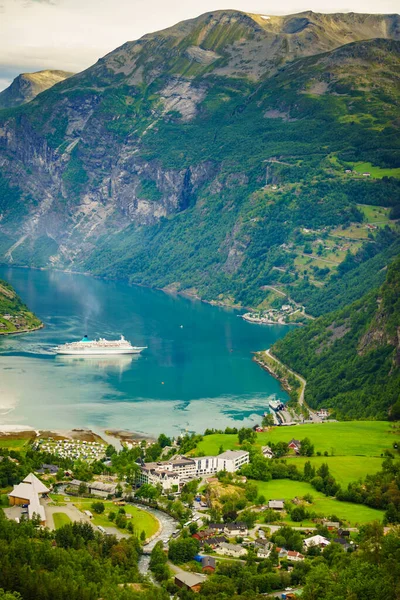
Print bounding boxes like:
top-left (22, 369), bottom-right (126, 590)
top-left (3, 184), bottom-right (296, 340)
top-left (0, 70), bottom-right (74, 109)
top-left (0, 10), bottom-right (399, 314)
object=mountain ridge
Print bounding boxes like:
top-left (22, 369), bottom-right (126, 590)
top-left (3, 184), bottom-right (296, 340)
top-left (0, 11), bottom-right (399, 313)
top-left (0, 70), bottom-right (74, 110)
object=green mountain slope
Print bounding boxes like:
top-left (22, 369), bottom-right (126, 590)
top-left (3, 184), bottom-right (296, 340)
top-left (0, 70), bottom-right (74, 109)
top-left (0, 11), bottom-right (399, 312)
top-left (272, 258), bottom-right (400, 419)
top-left (0, 279), bottom-right (42, 334)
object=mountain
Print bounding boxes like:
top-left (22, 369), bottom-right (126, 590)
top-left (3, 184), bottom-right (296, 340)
top-left (0, 10), bottom-right (399, 312)
top-left (0, 70), bottom-right (74, 110)
top-left (0, 279), bottom-right (42, 334)
top-left (272, 257), bottom-right (400, 420)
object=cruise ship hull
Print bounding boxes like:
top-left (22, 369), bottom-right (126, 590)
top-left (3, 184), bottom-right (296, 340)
top-left (56, 347), bottom-right (146, 355)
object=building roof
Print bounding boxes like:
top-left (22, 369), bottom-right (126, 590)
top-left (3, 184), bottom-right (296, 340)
top-left (268, 500), bottom-right (284, 509)
top-left (23, 473), bottom-right (50, 494)
top-left (89, 481), bottom-right (117, 493)
top-left (8, 483), bottom-right (35, 502)
top-left (70, 479), bottom-right (84, 487)
top-left (219, 542), bottom-right (245, 552)
top-left (303, 535), bottom-right (330, 548)
top-left (209, 522), bottom-right (225, 529)
top-left (8, 473), bottom-right (48, 523)
top-left (288, 550), bottom-right (304, 559)
top-left (201, 556), bottom-right (216, 568)
top-left (217, 450), bottom-right (249, 460)
top-left (174, 572), bottom-right (205, 588)
top-left (169, 455), bottom-right (196, 466)
top-left (288, 439), bottom-right (301, 446)
top-left (225, 521), bottom-right (247, 530)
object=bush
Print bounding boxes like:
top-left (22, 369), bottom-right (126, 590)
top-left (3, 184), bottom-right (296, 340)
top-left (91, 501), bottom-right (105, 514)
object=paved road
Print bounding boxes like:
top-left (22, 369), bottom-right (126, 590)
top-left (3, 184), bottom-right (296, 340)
top-left (265, 349), bottom-right (322, 422)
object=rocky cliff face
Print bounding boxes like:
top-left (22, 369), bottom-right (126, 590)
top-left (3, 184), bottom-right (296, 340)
top-left (0, 11), bottom-right (399, 306)
top-left (0, 70), bottom-right (74, 110)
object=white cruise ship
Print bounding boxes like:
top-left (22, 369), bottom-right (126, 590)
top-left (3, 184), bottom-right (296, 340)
top-left (55, 335), bottom-right (146, 356)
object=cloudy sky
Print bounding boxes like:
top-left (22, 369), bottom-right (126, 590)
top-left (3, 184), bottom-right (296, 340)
top-left (0, 0), bottom-right (398, 90)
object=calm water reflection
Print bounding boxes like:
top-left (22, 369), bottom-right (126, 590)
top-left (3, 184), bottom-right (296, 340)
top-left (0, 267), bottom-right (290, 436)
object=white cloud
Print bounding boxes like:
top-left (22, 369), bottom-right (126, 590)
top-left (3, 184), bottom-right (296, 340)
top-left (0, 0), bottom-right (399, 90)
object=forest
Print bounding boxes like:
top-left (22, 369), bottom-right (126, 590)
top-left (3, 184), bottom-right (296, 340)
top-left (272, 258), bottom-right (400, 419)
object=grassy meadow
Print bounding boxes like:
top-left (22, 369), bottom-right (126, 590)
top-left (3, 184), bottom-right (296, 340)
top-left (352, 162), bottom-right (400, 179)
top-left (193, 421), bottom-right (398, 457)
top-left (53, 512), bottom-right (72, 529)
top-left (285, 456), bottom-right (383, 488)
top-left (74, 499), bottom-right (159, 539)
top-left (255, 479), bottom-right (384, 526)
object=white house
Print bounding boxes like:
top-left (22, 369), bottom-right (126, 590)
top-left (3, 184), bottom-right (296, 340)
top-left (303, 535), bottom-right (330, 549)
top-left (217, 542), bottom-right (247, 558)
top-left (287, 550), bottom-right (305, 562)
top-left (224, 522), bottom-right (248, 536)
top-left (261, 446), bottom-right (274, 459)
top-left (268, 500), bottom-right (285, 510)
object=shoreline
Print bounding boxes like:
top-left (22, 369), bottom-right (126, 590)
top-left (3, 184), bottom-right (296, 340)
top-left (0, 263), bottom-right (259, 314)
top-left (0, 322), bottom-right (44, 336)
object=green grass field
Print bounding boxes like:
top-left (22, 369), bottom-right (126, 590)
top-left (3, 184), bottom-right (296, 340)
top-left (0, 439), bottom-right (30, 450)
top-left (352, 162), bottom-right (400, 179)
top-left (193, 422), bottom-right (397, 458)
top-left (357, 204), bottom-right (391, 223)
top-left (74, 499), bottom-right (159, 539)
top-left (53, 512), bottom-right (72, 529)
top-left (285, 456), bottom-right (383, 488)
top-left (255, 479), bottom-right (383, 525)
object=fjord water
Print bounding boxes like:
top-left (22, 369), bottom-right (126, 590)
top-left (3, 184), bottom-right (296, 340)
top-left (0, 267), bottom-right (290, 436)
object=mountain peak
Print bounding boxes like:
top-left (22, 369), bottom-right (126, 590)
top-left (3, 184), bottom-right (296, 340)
top-left (90, 10), bottom-right (400, 85)
top-left (0, 69), bottom-right (74, 110)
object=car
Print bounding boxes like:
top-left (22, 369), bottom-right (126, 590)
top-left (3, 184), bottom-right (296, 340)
top-left (22, 504), bottom-right (29, 508)
top-left (98, 525), bottom-right (106, 533)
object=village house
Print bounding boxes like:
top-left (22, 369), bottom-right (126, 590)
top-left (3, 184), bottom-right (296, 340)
top-left (36, 464), bottom-right (59, 475)
top-left (338, 528), bottom-right (350, 538)
top-left (303, 535), bottom-right (331, 549)
top-left (174, 572), bottom-right (206, 592)
top-left (201, 556), bottom-right (216, 573)
top-left (276, 547), bottom-right (288, 559)
top-left (287, 550), bottom-right (305, 562)
top-left (224, 522), bottom-right (248, 536)
top-left (261, 446), bottom-right (274, 459)
top-left (209, 522), bottom-right (226, 533)
top-left (334, 538), bottom-right (354, 552)
top-left (217, 542), bottom-right (247, 558)
top-left (256, 541), bottom-right (273, 559)
top-left (288, 439), bottom-right (301, 453)
top-left (316, 409), bottom-right (329, 419)
top-left (8, 473), bottom-right (49, 526)
top-left (324, 520), bottom-right (340, 531)
top-left (268, 500), bottom-right (285, 510)
top-left (199, 535), bottom-right (227, 549)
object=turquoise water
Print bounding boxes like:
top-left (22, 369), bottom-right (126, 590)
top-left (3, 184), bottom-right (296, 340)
top-left (0, 267), bottom-right (290, 436)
